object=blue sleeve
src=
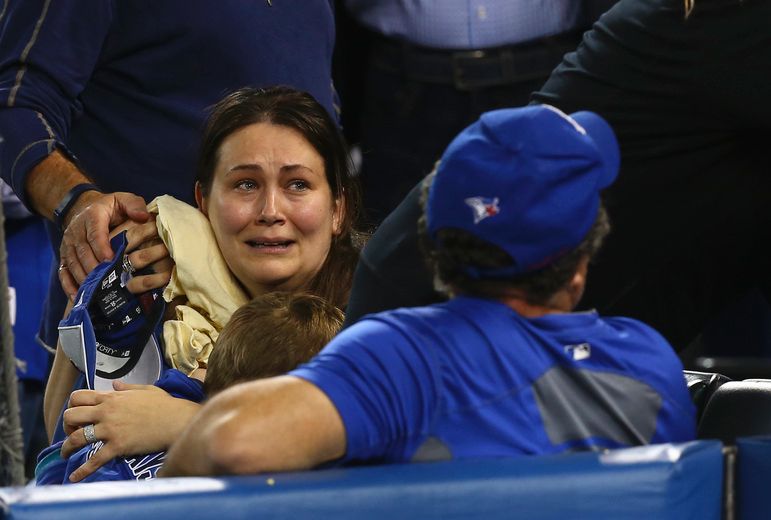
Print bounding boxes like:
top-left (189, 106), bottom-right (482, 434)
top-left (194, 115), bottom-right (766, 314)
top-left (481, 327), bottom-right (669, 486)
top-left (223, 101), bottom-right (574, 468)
top-left (35, 441), bottom-right (67, 485)
top-left (63, 444), bottom-right (136, 483)
top-left (155, 369), bottom-right (205, 403)
top-left (617, 319), bottom-right (697, 443)
top-left (290, 317), bottom-right (439, 463)
top-left (0, 0), bottom-right (114, 209)
top-left (652, 352), bottom-right (697, 444)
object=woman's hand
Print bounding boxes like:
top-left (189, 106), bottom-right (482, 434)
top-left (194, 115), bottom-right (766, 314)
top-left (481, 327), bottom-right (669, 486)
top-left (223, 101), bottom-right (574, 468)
top-left (60, 381), bottom-right (201, 482)
top-left (113, 217), bottom-right (174, 294)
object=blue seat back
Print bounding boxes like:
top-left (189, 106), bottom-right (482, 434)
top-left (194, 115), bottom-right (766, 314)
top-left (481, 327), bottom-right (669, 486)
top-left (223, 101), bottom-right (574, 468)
top-left (0, 441), bottom-right (723, 520)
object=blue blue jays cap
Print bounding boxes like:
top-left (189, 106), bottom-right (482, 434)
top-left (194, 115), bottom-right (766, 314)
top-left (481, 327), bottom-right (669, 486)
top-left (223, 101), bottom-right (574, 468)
top-left (58, 232), bottom-right (166, 391)
top-left (426, 104), bottom-right (619, 278)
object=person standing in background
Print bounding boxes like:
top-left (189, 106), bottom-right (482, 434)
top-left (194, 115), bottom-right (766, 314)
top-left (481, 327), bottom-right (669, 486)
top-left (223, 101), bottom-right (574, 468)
top-left (0, 0), bottom-right (338, 371)
top-left (343, 0), bottom-right (771, 368)
top-left (531, 0), bottom-right (771, 355)
top-left (336, 0), bottom-right (617, 224)
top-left (1, 180), bottom-right (53, 478)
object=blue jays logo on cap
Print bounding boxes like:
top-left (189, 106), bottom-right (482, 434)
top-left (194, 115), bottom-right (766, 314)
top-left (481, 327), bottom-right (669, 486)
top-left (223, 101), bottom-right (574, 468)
top-left (426, 104), bottom-right (620, 278)
top-left (465, 196), bottom-right (500, 224)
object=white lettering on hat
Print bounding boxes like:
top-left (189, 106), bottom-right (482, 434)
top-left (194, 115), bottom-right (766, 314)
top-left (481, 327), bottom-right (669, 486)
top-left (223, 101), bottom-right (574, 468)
top-left (101, 270), bottom-right (117, 290)
top-left (465, 196), bottom-right (500, 224)
top-left (542, 104), bottom-right (586, 135)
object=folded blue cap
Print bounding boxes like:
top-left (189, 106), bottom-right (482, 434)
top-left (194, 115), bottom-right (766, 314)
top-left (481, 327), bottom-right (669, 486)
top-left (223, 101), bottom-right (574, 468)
top-left (426, 104), bottom-right (619, 278)
top-left (58, 232), bottom-right (166, 390)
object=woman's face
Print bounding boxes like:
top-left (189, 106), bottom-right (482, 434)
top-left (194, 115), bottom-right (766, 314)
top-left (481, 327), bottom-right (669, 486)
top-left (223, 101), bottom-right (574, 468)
top-left (196, 122), bottom-right (342, 297)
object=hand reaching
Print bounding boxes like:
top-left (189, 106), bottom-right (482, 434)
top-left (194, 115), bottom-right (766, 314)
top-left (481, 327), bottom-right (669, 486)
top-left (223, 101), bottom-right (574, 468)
top-left (58, 191), bottom-right (149, 299)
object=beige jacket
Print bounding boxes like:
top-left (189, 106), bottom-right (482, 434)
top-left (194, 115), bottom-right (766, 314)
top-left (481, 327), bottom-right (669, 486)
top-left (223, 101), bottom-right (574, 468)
top-left (148, 195), bottom-right (249, 375)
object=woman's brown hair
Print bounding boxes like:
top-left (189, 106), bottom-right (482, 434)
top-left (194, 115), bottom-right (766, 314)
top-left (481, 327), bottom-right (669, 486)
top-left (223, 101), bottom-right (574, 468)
top-left (196, 86), bottom-right (364, 309)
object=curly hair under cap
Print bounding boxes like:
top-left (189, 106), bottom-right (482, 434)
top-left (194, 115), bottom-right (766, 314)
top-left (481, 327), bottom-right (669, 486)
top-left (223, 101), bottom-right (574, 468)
top-left (417, 171), bottom-right (611, 306)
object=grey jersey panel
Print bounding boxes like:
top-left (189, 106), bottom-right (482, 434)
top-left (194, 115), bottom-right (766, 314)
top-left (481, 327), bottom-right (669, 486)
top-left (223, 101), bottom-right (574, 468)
top-left (411, 436), bottom-right (453, 462)
top-left (533, 366), bottom-right (662, 446)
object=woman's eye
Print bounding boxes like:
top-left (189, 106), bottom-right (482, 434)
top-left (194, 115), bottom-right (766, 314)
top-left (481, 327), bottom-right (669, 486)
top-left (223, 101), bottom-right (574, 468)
top-left (288, 180), bottom-right (309, 191)
top-left (235, 180), bottom-right (257, 191)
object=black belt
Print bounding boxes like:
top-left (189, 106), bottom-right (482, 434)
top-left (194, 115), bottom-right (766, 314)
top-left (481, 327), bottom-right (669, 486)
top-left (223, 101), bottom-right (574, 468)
top-left (371, 31), bottom-right (582, 91)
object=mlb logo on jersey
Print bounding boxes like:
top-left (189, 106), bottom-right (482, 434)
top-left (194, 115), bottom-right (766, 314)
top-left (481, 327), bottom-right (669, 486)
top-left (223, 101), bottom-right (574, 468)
top-left (564, 343), bottom-right (591, 361)
top-left (464, 196), bottom-right (500, 224)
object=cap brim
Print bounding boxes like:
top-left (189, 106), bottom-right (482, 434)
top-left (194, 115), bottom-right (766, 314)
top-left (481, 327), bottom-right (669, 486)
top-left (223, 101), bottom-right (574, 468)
top-left (58, 232), bottom-right (165, 391)
top-left (59, 303), bottom-right (164, 391)
top-left (92, 335), bottom-right (163, 391)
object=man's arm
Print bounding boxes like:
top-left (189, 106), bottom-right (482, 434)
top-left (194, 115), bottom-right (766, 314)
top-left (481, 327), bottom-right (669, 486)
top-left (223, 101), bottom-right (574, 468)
top-left (584, 0), bottom-right (619, 22)
top-left (0, 2), bottom-right (149, 296)
top-left (161, 376), bottom-right (346, 476)
top-left (25, 150), bottom-right (95, 224)
top-left (25, 151), bottom-right (149, 298)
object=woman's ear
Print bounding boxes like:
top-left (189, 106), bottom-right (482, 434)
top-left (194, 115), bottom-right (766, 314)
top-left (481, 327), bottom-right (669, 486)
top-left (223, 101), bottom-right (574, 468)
top-left (331, 194), bottom-right (345, 236)
top-left (194, 182), bottom-right (208, 216)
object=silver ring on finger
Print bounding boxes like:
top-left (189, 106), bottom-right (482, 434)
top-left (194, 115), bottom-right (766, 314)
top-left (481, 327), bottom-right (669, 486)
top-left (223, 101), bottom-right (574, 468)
top-left (122, 254), bottom-right (136, 275)
top-left (58, 263), bottom-right (68, 273)
top-left (83, 423), bottom-right (99, 444)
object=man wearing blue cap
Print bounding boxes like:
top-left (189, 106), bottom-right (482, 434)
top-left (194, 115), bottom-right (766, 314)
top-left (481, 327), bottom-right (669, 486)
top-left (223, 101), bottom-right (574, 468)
top-left (161, 106), bottom-right (695, 476)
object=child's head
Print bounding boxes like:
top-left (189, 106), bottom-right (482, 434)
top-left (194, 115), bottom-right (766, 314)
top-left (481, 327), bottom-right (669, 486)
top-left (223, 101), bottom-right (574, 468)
top-left (203, 292), bottom-right (344, 396)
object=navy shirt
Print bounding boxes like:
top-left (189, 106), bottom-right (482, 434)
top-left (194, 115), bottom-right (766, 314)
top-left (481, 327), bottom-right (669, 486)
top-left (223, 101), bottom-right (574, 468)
top-left (0, 0), bottom-right (337, 209)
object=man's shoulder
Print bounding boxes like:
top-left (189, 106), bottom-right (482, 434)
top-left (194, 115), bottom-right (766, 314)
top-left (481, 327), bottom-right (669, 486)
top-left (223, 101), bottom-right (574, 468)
top-left (358, 297), bottom-right (503, 330)
top-left (597, 315), bottom-right (672, 345)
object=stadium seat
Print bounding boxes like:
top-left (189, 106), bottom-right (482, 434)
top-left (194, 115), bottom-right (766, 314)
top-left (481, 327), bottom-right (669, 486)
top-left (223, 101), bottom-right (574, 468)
top-left (0, 441), bottom-right (723, 520)
top-left (694, 357), bottom-right (771, 380)
top-left (697, 380), bottom-right (771, 442)
top-left (735, 437), bottom-right (771, 520)
top-left (684, 370), bottom-right (731, 422)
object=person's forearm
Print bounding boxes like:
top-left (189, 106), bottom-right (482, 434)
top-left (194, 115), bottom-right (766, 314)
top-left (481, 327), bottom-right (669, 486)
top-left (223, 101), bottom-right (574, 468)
top-left (43, 300), bottom-right (78, 440)
top-left (161, 376), bottom-right (346, 477)
top-left (44, 343), bottom-right (79, 442)
top-left (160, 398), bottom-right (202, 447)
top-left (160, 397), bottom-right (225, 476)
top-left (25, 150), bottom-right (102, 224)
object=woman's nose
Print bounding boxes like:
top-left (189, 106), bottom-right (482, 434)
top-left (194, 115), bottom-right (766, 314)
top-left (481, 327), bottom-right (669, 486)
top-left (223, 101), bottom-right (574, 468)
top-left (258, 189), bottom-right (284, 225)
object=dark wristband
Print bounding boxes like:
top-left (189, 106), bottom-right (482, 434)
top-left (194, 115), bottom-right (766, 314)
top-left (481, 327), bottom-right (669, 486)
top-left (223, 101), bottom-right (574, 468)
top-left (53, 183), bottom-right (102, 231)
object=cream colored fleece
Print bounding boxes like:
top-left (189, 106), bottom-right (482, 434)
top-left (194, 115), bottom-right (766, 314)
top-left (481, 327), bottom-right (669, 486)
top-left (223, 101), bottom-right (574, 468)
top-left (147, 195), bottom-right (249, 375)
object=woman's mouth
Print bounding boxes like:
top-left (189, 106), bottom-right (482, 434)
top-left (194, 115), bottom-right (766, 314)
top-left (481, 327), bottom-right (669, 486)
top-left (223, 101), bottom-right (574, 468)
top-left (245, 240), bottom-right (293, 250)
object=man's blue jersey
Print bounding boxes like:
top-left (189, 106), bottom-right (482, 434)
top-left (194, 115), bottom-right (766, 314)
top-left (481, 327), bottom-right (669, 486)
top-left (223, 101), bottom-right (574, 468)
top-left (291, 296), bottom-right (695, 463)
